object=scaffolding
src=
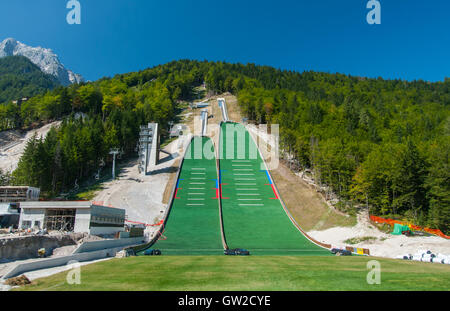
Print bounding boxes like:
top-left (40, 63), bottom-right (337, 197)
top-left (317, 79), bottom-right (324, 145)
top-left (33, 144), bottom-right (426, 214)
top-left (44, 209), bottom-right (76, 232)
top-left (0, 186), bottom-right (40, 202)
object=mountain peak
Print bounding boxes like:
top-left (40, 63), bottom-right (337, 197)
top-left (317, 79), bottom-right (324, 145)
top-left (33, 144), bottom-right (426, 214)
top-left (1, 38), bottom-right (18, 55)
top-left (0, 38), bottom-right (83, 86)
top-left (3, 38), bottom-right (17, 44)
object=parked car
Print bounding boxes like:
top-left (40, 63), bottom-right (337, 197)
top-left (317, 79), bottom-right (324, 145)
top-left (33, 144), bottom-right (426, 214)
top-left (331, 248), bottom-right (352, 256)
top-left (224, 249), bottom-right (235, 255)
top-left (224, 248), bottom-right (250, 256)
top-left (126, 249), bottom-right (136, 257)
top-left (235, 249), bottom-right (250, 256)
top-left (144, 249), bottom-right (162, 256)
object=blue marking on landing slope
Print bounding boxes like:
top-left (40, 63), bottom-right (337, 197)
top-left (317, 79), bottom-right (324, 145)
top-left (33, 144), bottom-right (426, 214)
top-left (261, 170), bottom-right (272, 184)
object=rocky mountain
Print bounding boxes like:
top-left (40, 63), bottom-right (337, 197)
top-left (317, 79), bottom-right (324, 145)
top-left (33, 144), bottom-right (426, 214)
top-left (0, 38), bottom-right (83, 86)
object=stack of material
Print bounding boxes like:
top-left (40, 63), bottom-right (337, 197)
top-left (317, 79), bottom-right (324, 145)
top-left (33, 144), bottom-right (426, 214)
top-left (115, 250), bottom-right (128, 258)
top-left (4, 275), bottom-right (31, 286)
top-left (397, 250), bottom-right (450, 264)
top-left (331, 248), bottom-right (352, 256)
top-left (129, 227), bottom-right (144, 238)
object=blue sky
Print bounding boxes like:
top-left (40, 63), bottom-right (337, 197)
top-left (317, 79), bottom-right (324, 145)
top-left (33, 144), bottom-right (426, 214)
top-left (0, 0), bottom-right (448, 82)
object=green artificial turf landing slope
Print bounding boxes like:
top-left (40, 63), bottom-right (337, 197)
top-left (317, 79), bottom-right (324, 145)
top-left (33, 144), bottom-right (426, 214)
top-left (138, 136), bottom-right (223, 255)
top-left (219, 122), bottom-right (330, 255)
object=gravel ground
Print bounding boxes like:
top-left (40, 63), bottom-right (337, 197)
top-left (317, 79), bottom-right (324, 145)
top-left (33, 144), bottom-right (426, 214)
top-left (0, 121), bottom-right (61, 173)
top-left (308, 209), bottom-right (450, 259)
top-left (93, 138), bottom-right (183, 235)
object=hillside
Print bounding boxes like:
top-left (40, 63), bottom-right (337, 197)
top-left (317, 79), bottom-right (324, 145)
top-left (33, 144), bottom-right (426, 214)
top-left (5, 60), bottom-right (449, 234)
top-left (0, 55), bottom-right (60, 105)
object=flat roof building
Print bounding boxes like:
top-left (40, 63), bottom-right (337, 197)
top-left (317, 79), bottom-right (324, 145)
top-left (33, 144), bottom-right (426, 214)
top-left (0, 186), bottom-right (40, 203)
top-left (19, 201), bottom-right (126, 235)
top-left (190, 102), bottom-right (210, 109)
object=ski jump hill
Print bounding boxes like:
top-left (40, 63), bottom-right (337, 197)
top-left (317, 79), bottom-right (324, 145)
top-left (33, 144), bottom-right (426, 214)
top-left (132, 99), bottom-right (343, 256)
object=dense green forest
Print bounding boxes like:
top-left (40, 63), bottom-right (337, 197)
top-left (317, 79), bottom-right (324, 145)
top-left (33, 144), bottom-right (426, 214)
top-left (0, 56), bottom-right (60, 110)
top-left (2, 60), bottom-right (449, 233)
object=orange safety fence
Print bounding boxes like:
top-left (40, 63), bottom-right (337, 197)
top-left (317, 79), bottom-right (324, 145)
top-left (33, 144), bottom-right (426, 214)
top-left (369, 215), bottom-right (450, 239)
top-left (92, 201), bottom-right (115, 208)
top-left (125, 219), bottom-right (164, 227)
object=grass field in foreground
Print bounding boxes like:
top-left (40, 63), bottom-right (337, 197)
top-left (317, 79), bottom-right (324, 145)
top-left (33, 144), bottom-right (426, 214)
top-left (17, 256), bottom-right (450, 291)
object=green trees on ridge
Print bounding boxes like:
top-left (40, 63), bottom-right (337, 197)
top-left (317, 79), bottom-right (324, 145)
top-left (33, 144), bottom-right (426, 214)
top-left (2, 60), bottom-right (448, 233)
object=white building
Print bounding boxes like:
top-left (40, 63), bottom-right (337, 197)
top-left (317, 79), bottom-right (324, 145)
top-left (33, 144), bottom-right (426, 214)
top-left (19, 201), bottom-right (126, 235)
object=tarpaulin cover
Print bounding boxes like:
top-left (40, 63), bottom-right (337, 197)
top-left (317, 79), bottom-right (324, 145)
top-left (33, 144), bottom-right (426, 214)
top-left (370, 215), bottom-right (450, 239)
top-left (391, 223), bottom-right (410, 235)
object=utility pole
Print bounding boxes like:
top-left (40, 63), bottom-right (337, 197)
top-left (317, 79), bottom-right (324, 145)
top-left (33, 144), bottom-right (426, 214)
top-left (109, 148), bottom-right (119, 180)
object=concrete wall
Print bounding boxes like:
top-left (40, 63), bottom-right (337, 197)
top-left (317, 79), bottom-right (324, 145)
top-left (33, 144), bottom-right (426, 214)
top-left (19, 208), bottom-right (45, 230)
top-left (74, 209), bottom-right (90, 233)
top-left (3, 246), bottom-right (124, 279)
top-left (73, 237), bottom-right (144, 254)
top-left (0, 233), bottom-right (86, 261)
top-left (148, 123), bottom-right (160, 167)
top-left (89, 226), bottom-right (124, 236)
top-left (201, 110), bottom-right (208, 136)
top-left (218, 98), bottom-right (229, 121)
top-left (3, 237), bottom-right (146, 279)
top-left (119, 231), bottom-right (130, 238)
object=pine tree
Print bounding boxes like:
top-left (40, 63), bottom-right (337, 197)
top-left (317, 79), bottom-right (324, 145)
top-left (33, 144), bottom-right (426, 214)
top-left (392, 140), bottom-right (427, 222)
top-left (425, 139), bottom-right (450, 233)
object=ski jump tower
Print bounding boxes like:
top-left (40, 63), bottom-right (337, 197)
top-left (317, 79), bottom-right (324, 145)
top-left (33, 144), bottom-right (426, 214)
top-left (138, 123), bottom-right (160, 175)
top-left (200, 109), bottom-right (208, 136)
top-left (218, 98), bottom-right (229, 122)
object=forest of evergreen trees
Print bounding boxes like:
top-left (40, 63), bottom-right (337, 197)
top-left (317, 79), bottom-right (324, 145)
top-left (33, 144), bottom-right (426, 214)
top-left (0, 56), bottom-right (60, 107)
top-left (1, 60), bottom-right (448, 233)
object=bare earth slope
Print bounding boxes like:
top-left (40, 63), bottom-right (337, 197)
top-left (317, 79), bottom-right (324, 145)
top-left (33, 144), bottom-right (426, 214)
top-left (0, 121), bottom-right (61, 173)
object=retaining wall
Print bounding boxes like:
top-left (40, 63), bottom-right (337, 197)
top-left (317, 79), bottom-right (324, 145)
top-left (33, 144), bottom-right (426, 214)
top-left (73, 237), bottom-right (145, 254)
top-left (0, 233), bottom-right (86, 261)
top-left (2, 246), bottom-right (124, 279)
